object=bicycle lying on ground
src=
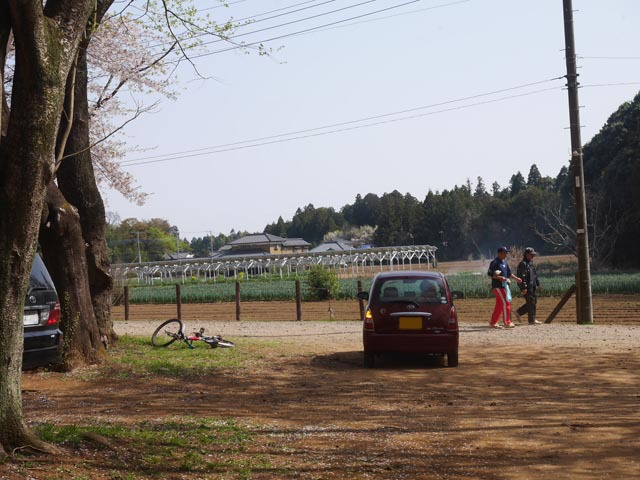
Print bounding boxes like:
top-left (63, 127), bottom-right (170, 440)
top-left (151, 318), bottom-right (235, 349)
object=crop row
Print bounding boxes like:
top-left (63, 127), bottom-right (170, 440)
top-left (122, 272), bottom-right (640, 304)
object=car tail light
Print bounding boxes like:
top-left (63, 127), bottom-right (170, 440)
top-left (447, 306), bottom-right (459, 332)
top-left (364, 308), bottom-right (374, 330)
top-left (46, 302), bottom-right (61, 326)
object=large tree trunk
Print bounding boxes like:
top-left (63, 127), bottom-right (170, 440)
top-left (0, 35), bottom-right (65, 459)
top-left (56, 40), bottom-right (115, 345)
top-left (0, 0), bottom-right (98, 457)
top-left (40, 184), bottom-right (106, 369)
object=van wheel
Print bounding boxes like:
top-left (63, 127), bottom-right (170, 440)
top-left (447, 352), bottom-right (459, 367)
top-left (363, 352), bottom-right (375, 368)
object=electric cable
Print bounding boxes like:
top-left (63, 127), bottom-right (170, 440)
top-left (121, 85), bottom-right (563, 167)
top-left (121, 76), bottom-right (563, 165)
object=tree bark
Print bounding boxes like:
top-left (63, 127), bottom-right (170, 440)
top-left (40, 184), bottom-right (106, 369)
top-left (0, 0), bottom-right (98, 456)
top-left (56, 39), bottom-right (115, 345)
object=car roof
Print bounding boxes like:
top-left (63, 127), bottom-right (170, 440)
top-left (372, 271), bottom-right (445, 281)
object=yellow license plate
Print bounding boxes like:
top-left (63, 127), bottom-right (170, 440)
top-left (398, 317), bottom-right (422, 330)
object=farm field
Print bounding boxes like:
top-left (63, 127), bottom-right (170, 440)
top-left (111, 294), bottom-right (640, 324)
top-left (118, 268), bottom-right (640, 303)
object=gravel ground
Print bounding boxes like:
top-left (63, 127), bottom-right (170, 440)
top-left (115, 319), bottom-right (640, 350)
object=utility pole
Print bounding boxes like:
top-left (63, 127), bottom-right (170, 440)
top-left (562, 0), bottom-right (593, 324)
top-left (136, 231), bottom-right (142, 263)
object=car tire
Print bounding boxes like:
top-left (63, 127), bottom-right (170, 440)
top-left (447, 352), bottom-right (459, 367)
top-left (363, 351), bottom-right (375, 368)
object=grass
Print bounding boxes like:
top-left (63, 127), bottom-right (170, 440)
top-left (107, 335), bottom-right (278, 378)
top-left (34, 418), bottom-right (267, 478)
top-left (19, 335), bottom-right (287, 479)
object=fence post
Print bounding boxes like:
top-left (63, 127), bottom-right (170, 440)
top-left (235, 281), bottom-right (241, 321)
top-left (176, 284), bottom-right (182, 320)
top-left (295, 279), bottom-right (302, 321)
top-left (357, 280), bottom-right (365, 322)
top-left (124, 286), bottom-right (129, 321)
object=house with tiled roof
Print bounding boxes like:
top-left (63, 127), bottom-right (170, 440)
top-left (310, 240), bottom-right (354, 253)
top-left (217, 233), bottom-right (311, 258)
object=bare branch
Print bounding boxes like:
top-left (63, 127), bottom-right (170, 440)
top-left (61, 99), bottom-right (158, 162)
top-left (55, 52), bottom-right (79, 169)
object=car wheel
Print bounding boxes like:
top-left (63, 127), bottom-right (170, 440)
top-left (447, 352), bottom-right (459, 367)
top-left (363, 352), bottom-right (375, 368)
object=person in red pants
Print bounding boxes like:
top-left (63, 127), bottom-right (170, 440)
top-left (487, 246), bottom-right (522, 328)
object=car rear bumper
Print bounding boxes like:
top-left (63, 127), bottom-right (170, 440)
top-left (23, 328), bottom-right (63, 369)
top-left (363, 330), bottom-right (458, 354)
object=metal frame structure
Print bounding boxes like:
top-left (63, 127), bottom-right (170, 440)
top-left (111, 245), bottom-right (438, 285)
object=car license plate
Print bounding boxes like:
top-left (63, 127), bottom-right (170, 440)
top-left (23, 312), bottom-right (39, 326)
top-left (398, 317), bottom-right (422, 330)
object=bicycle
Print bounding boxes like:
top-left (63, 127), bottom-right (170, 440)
top-left (151, 318), bottom-right (235, 349)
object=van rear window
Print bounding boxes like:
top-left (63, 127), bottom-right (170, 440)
top-left (29, 254), bottom-right (56, 291)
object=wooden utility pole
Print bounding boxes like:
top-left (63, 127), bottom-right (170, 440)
top-left (562, 0), bottom-right (593, 324)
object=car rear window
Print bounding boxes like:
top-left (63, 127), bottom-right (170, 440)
top-left (29, 254), bottom-right (56, 291)
top-left (375, 277), bottom-right (447, 304)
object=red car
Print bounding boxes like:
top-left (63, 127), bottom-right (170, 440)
top-left (358, 271), bottom-right (463, 368)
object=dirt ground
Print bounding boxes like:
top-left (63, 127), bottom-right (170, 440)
top-left (6, 311), bottom-right (640, 479)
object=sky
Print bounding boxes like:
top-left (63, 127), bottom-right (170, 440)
top-left (106, 0), bottom-right (640, 239)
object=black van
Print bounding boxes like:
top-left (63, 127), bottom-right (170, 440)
top-left (23, 254), bottom-right (63, 369)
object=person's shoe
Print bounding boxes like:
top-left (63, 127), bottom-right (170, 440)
top-left (530, 320), bottom-right (542, 325)
top-left (489, 323), bottom-right (504, 329)
top-left (505, 323), bottom-right (516, 329)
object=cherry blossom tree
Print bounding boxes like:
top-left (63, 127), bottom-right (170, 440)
top-left (1, 0), bottom-right (248, 456)
top-left (0, 0), bottom-right (109, 456)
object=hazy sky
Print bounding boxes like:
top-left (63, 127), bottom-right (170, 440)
top-left (106, 0), bottom-right (640, 238)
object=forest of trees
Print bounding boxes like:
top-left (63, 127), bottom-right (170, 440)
top-left (262, 92), bottom-right (640, 267)
top-left (263, 165), bottom-right (561, 262)
top-left (107, 92), bottom-right (640, 268)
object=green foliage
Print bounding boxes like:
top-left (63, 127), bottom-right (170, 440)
top-left (573, 91), bottom-right (640, 267)
top-left (126, 271), bottom-right (640, 304)
top-left (305, 266), bottom-right (339, 301)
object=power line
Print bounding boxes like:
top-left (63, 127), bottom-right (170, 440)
top-left (579, 56), bottom-right (640, 60)
top-left (121, 76), bottom-right (562, 165)
top-left (148, 0), bottom-right (334, 49)
top-left (287, 0), bottom-right (471, 38)
top-left (181, 0), bottom-right (381, 51)
top-left (164, 0), bottom-right (429, 63)
top-left (235, 0), bottom-right (325, 22)
top-left (121, 84), bottom-right (563, 167)
top-left (197, 0), bottom-right (251, 12)
top-left (192, 0), bottom-right (471, 52)
top-left (581, 82), bottom-right (640, 88)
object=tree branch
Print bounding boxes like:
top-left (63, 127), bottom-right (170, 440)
top-left (55, 51), bottom-right (79, 168)
top-left (61, 100), bottom-right (158, 162)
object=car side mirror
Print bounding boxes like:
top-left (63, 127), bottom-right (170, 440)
top-left (357, 291), bottom-right (369, 301)
top-left (451, 291), bottom-right (464, 300)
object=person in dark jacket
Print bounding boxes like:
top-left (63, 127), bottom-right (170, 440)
top-left (487, 246), bottom-right (522, 329)
top-left (515, 247), bottom-right (542, 325)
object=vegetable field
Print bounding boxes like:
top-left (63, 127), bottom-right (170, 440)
top-left (119, 272), bottom-right (640, 305)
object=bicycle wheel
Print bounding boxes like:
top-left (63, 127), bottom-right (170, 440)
top-left (151, 318), bottom-right (183, 347)
top-left (216, 338), bottom-right (235, 348)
